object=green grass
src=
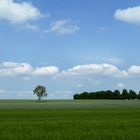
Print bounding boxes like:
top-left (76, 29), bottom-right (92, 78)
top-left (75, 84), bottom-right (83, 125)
top-left (0, 100), bottom-right (139, 140)
top-left (0, 99), bottom-right (140, 109)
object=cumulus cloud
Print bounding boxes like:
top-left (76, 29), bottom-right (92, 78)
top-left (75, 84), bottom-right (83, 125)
top-left (45, 19), bottom-right (79, 35)
top-left (60, 63), bottom-right (128, 78)
top-left (128, 65), bottom-right (140, 74)
top-left (0, 61), bottom-right (59, 76)
top-left (114, 6), bottom-right (140, 24)
top-left (2, 62), bottom-right (140, 79)
top-left (0, 0), bottom-right (42, 24)
top-left (0, 62), bottom-right (33, 76)
top-left (33, 66), bottom-right (59, 76)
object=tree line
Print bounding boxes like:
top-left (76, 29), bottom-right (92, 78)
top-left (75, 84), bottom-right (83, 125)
top-left (73, 89), bottom-right (140, 100)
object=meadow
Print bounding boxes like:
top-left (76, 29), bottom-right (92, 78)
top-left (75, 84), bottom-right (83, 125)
top-left (0, 100), bottom-right (140, 140)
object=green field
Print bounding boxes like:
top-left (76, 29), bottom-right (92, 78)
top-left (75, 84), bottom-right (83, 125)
top-left (0, 100), bottom-right (140, 140)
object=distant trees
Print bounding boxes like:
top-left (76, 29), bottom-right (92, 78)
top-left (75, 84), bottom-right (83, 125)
top-left (138, 91), bottom-right (140, 99)
top-left (33, 85), bottom-right (47, 101)
top-left (73, 89), bottom-right (140, 100)
top-left (121, 89), bottom-right (129, 99)
top-left (128, 90), bottom-right (137, 99)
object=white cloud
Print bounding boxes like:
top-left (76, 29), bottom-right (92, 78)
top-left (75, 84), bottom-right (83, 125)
top-left (114, 6), bottom-right (140, 24)
top-left (46, 19), bottom-right (79, 35)
top-left (128, 65), bottom-right (140, 74)
top-left (3, 62), bottom-right (140, 79)
top-left (0, 61), bottom-right (59, 76)
top-left (33, 66), bottom-right (59, 76)
top-left (20, 24), bottom-right (39, 31)
top-left (117, 83), bottom-right (126, 88)
top-left (60, 63), bottom-right (128, 78)
top-left (0, 0), bottom-right (42, 24)
top-left (0, 62), bottom-right (33, 76)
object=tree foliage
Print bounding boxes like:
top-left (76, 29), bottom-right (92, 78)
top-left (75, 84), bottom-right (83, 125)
top-left (33, 85), bottom-right (47, 101)
top-left (73, 89), bottom-right (139, 100)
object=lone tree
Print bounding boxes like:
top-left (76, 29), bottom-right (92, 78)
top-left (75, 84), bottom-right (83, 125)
top-left (33, 85), bottom-right (47, 101)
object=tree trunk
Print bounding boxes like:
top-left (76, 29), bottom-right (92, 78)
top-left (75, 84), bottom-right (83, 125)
top-left (38, 96), bottom-right (41, 102)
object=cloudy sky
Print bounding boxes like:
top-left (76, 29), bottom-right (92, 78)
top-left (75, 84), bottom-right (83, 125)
top-left (0, 0), bottom-right (140, 99)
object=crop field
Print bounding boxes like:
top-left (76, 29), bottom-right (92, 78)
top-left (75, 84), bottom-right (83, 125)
top-left (0, 100), bottom-right (140, 140)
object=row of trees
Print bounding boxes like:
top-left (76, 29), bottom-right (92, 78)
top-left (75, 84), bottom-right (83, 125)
top-left (33, 86), bottom-right (140, 101)
top-left (73, 89), bottom-right (140, 100)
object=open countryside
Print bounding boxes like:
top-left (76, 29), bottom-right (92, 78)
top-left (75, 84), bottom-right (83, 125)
top-left (0, 100), bottom-right (139, 140)
top-left (0, 0), bottom-right (140, 139)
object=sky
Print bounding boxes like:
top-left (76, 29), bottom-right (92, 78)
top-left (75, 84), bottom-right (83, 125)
top-left (0, 0), bottom-right (140, 99)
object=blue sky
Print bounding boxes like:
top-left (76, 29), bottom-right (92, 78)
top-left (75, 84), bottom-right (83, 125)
top-left (0, 0), bottom-right (140, 99)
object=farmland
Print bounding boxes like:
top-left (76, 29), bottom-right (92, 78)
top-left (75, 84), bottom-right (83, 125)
top-left (0, 100), bottom-right (140, 140)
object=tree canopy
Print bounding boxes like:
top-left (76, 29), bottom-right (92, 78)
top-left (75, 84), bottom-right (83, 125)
top-left (33, 85), bottom-right (47, 101)
top-left (73, 89), bottom-right (139, 100)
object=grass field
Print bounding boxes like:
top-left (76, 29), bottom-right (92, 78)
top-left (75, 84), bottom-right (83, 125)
top-left (0, 100), bottom-right (140, 140)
